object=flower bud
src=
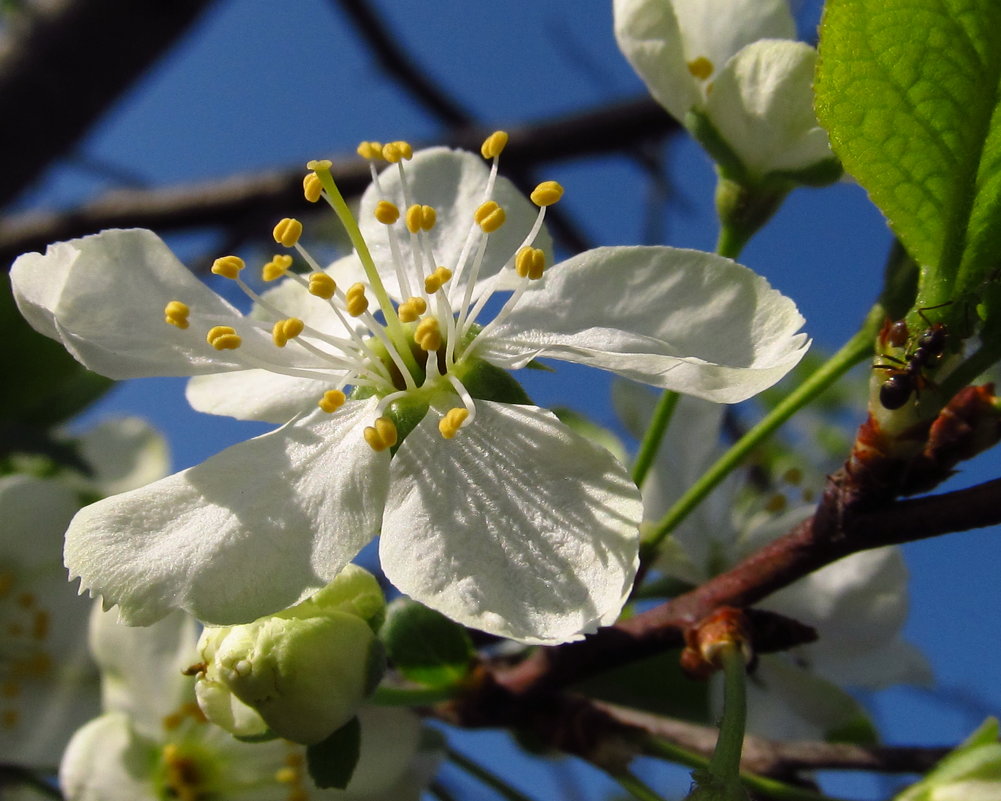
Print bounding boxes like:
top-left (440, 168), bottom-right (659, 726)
top-left (195, 565), bottom-right (386, 744)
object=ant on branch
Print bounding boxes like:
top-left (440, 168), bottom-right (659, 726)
top-left (874, 303), bottom-right (951, 410)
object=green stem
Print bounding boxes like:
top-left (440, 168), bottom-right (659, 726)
top-left (709, 645), bottom-right (747, 786)
top-left (446, 747), bottom-right (539, 801)
top-left (632, 390), bottom-right (680, 487)
top-left (371, 683), bottom-right (460, 706)
top-left (715, 223), bottom-right (746, 260)
top-left (612, 770), bottom-right (671, 801)
top-left (642, 303), bottom-right (882, 556)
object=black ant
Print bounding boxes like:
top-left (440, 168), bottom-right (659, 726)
top-left (874, 305), bottom-right (950, 410)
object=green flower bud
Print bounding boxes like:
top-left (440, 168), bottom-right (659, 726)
top-left (195, 565), bottom-right (387, 745)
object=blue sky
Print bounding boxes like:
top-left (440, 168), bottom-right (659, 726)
top-left (23, 0), bottom-right (999, 797)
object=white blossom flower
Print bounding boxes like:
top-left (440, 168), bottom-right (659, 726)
top-left (11, 138), bottom-right (808, 644)
top-left (614, 0), bottom-right (836, 182)
top-left (61, 603), bottom-right (437, 801)
top-left (617, 384), bottom-right (930, 740)
top-left (895, 718), bottom-right (1001, 801)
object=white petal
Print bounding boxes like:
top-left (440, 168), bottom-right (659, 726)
top-left (380, 401), bottom-right (641, 644)
top-left (482, 246), bottom-right (809, 403)
top-left (186, 369), bottom-right (329, 423)
top-left (706, 40), bottom-right (834, 178)
top-left (357, 148), bottom-right (552, 306)
top-left (614, 0), bottom-right (794, 122)
top-left (89, 605), bottom-right (199, 737)
top-left (64, 400), bottom-right (389, 626)
top-left (60, 714), bottom-right (156, 801)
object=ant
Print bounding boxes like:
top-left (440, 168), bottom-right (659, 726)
top-left (874, 304), bottom-right (951, 410)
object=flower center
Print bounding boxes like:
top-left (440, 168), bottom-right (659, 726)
top-left (0, 568), bottom-right (53, 734)
top-left (162, 133), bottom-right (563, 452)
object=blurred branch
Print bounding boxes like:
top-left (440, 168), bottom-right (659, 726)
top-left (0, 0), bottom-right (216, 208)
top-left (1, 96), bottom-right (677, 267)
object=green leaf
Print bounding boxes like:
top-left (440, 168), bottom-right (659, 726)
top-left (815, 0), bottom-right (1001, 310)
top-left (381, 598), bottom-right (474, 688)
top-left (305, 716), bottom-right (361, 790)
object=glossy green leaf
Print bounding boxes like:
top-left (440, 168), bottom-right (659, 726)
top-left (815, 0), bottom-right (1001, 309)
top-left (306, 716), bottom-right (361, 790)
top-left (381, 598), bottom-right (474, 688)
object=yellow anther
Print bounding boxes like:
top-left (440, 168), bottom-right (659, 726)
top-left (308, 272), bottom-right (336, 299)
top-left (515, 246), bottom-right (546, 280)
top-left (318, 389), bottom-right (347, 413)
top-left (480, 130), bottom-right (509, 160)
top-left (262, 254), bottom-right (294, 282)
top-left (211, 255), bottom-right (245, 280)
top-left (303, 172), bottom-right (323, 203)
top-left (530, 180), bottom-right (564, 207)
top-left (687, 56), bottom-right (714, 80)
top-left (275, 767), bottom-right (298, 784)
top-left (306, 159), bottom-right (332, 172)
top-left (381, 141), bottom-right (413, 163)
top-left (424, 266), bottom-right (453, 294)
top-left (363, 417), bottom-right (398, 452)
top-left (405, 204), bottom-right (437, 234)
top-left (206, 325), bottom-right (242, 351)
top-left (273, 218), bottom-right (303, 248)
top-left (439, 408), bottom-right (470, 439)
top-left (474, 200), bottom-right (506, 233)
top-left (398, 296), bottom-right (428, 322)
top-left (272, 317), bottom-right (304, 348)
top-left (346, 282), bottom-right (369, 317)
top-left (374, 200), bottom-right (400, 225)
top-left (765, 493), bottom-right (788, 514)
top-left (414, 317), bottom-right (442, 351)
top-left (164, 300), bottom-right (190, 329)
top-left (356, 141), bottom-right (384, 160)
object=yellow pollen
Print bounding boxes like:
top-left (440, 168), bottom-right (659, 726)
top-left (263, 254), bottom-right (294, 282)
top-left (275, 767), bottom-right (298, 784)
top-left (303, 172), bottom-right (323, 203)
top-left (397, 296), bottom-right (427, 322)
top-left (381, 140), bottom-right (413, 163)
top-left (765, 493), bottom-right (788, 514)
top-left (211, 255), bottom-right (245, 280)
top-left (273, 218), bottom-right (303, 248)
top-left (515, 246), bottom-right (546, 280)
top-left (687, 56), bottom-right (714, 80)
top-left (17, 593), bottom-right (34, 609)
top-left (164, 300), bottom-right (190, 329)
top-left (439, 407), bottom-right (469, 439)
top-left (356, 141), bottom-right (384, 160)
top-left (346, 282), bottom-right (369, 317)
top-left (307, 159), bottom-right (333, 171)
top-left (424, 266), bottom-right (453, 294)
top-left (364, 417), bottom-right (398, 451)
top-left (375, 200), bottom-right (400, 224)
top-left (481, 130), bottom-right (509, 159)
top-left (415, 317), bottom-right (442, 351)
top-left (406, 204), bottom-right (437, 233)
top-left (318, 389), bottom-right (347, 413)
top-left (272, 317), bottom-right (304, 348)
top-left (206, 325), bottom-right (242, 351)
top-left (475, 200), bottom-right (506, 233)
top-left (530, 180), bottom-right (564, 207)
top-left (308, 272), bottom-right (336, 299)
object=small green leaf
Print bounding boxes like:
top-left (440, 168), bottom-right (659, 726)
top-left (381, 598), bottom-right (474, 688)
top-left (815, 0), bottom-right (1001, 309)
top-left (306, 716), bottom-right (361, 790)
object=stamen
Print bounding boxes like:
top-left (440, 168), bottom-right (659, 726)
top-left (480, 130), bottom-right (509, 160)
top-left (345, 283), bottom-right (369, 317)
top-left (414, 317), bottom-right (442, 351)
top-left (530, 181), bottom-right (564, 207)
top-left (374, 200), bottom-right (400, 225)
top-left (272, 318), bottom-right (305, 348)
top-left (363, 417), bottom-right (398, 452)
top-left (515, 246), bottom-right (546, 280)
top-left (424, 266), bottom-right (452, 294)
top-left (381, 141), bottom-right (413, 163)
top-left (397, 296), bottom-right (427, 323)
top-left (303, 173), bottom-right (323, 203)
top-left (308, 272), bottom-right (336, 299)
top-left (164, 300), bottom-right (190, 329)
top-left (206, 326), bottom-right (242, 350)
top-left (438, 408), bottom-right (469, 439)
top-left (405, 204), bottom-right (437, 234)
top-left (211, 256), bottom-right (245, 280)
top-left (688, 56), bottom-right (714, 80)
top-left (262, 254), bottom-right (294, 282)
top-left (356, 141), bottom-right (384, 161)
top-left (273, 218), bottom-right (304, 248)
top-left (474, 201), bottom-right (506, 233)
top-left (318, 389), bottom-right (347, 413)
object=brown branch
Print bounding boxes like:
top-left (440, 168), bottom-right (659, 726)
top-left (0, 0), bottom-right (216, 208)
top-left (1, 96), bottom-right (676, 267)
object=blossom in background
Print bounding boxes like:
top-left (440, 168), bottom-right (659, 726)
top-left (61, 602), bottom-right (439, 801)
top-left (11, 138), bottom-right (808, 644)
top-left (894, 718), bottom-right (1001, 801)
top-left (614, 0), bottom-right (837, 182)
top-left (617, 384), bottom-right (930, 740)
